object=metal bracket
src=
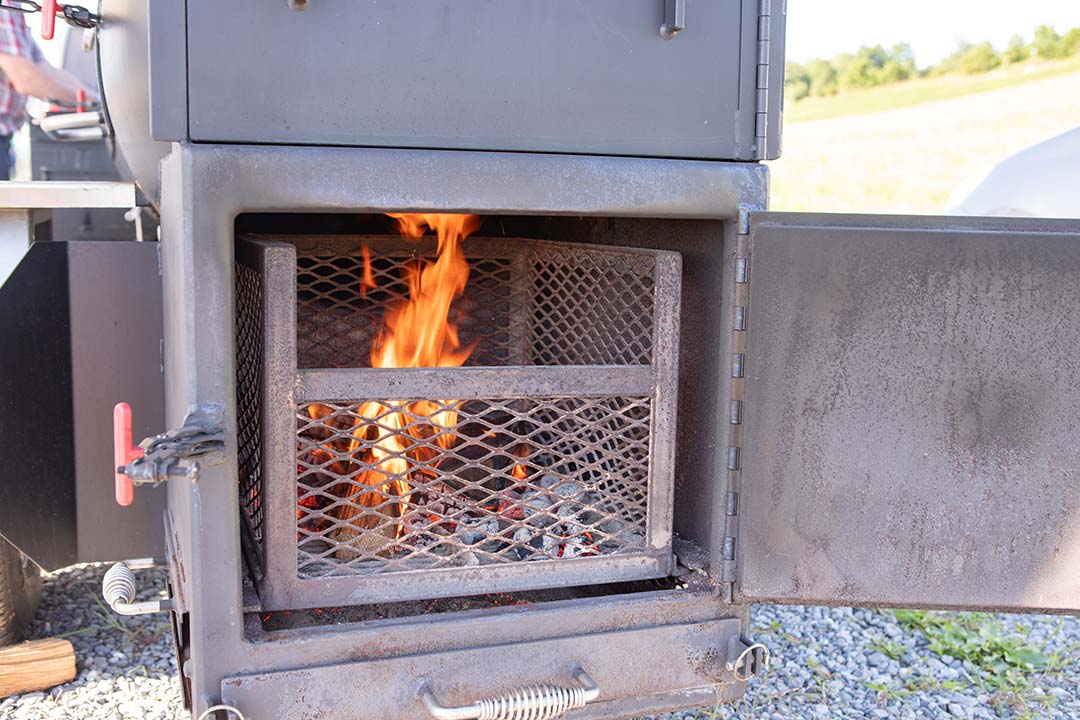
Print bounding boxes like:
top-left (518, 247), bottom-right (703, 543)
top-left (121, 405), bottom-right (226, 487)
top-left (721, 209), bottom-right (752, 602)
top-left (753, 0), bottom-right (772, 160)
top-left (726, 637), bottom-right (769, 682)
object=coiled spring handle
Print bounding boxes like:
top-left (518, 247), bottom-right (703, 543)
top-left (421, 667), bottom-right (599, 720)
top-left (102, 558), bottom-right (173, 616)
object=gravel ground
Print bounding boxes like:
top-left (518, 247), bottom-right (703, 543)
top-left (4, 564), bottom-right (1078, 719)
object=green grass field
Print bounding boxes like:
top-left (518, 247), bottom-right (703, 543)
top-left (770, 65), bottom-right (1080, 214)
top-left (785, 56), bottom-right (1080, 125)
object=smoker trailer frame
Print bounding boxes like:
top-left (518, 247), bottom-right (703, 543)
top-left (0, 1), bottom-right (1078, 719)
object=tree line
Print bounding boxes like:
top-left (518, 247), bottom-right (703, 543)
top-left (786, 25), bottom-right (1080, 102)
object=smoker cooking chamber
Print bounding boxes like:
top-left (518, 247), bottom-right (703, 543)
top-left (236, 232), bottom-right (681, 609)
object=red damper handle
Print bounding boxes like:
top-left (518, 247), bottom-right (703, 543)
top-left (41, 0), bottom-right (58, 41)
top-left (113, 402), bottom-right (144, 506)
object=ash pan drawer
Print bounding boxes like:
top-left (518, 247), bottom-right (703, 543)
top-left (222, 618), bottom-right (742, 720)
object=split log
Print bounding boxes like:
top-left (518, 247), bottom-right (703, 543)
top-left (0, 638), bottom-right (76, 698)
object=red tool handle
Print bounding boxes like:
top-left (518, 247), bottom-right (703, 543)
top-left (76, 87), bottom-right (85, 112)
top-left (41, 0), bottom-right (58, 40)
top-left (113, 403), bottom-right (144, 506)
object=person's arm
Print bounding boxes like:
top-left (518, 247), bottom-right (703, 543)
top-left (0, 11), bottom-right (94, 106)
top-left (0, 54), bottom-right (86, 105)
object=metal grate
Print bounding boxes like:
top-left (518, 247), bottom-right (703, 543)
top-left (235, 234), bottom-right (679, 608)
top-left (235, 262), bottom-right (265, 572)
top-left (295, 396), bottom-right (652, 577)
top-left (293, 237), bottom-right (656, 370)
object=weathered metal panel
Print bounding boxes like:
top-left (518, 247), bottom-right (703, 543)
top-left (0, 241), bottom-right (165, 569)
top-left (69, 242), bottom-right (166, 562)
top-left (222, 619), bottom-right (745, 720)
top-left (738, 213), bottom-right (1080, 611)
top-left (185, 0), bottom-right (777, 161)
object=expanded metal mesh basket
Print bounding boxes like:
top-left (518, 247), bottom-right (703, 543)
top-left (236, 235), bottom-right (681, 611)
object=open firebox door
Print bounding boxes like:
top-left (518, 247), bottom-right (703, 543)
top-left (734, 213), bottom-right (1080, 612)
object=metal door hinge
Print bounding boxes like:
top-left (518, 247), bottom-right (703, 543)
top-left (119, 405), bottom-right (226, 487)
top-left (753, 0), bottom-right (772, 160)
top-left (722, 210), bottom-right (752, 602)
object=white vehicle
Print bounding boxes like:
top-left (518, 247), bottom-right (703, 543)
top-left (947, 126), bottom-right (1080, 218)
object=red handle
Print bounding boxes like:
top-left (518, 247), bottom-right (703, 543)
top-left (41, 0), bottom-right (57, 41)
top-left (76, 88), bottom-right (85, 112)
top-left (113, 403), bottom-right (144, 506)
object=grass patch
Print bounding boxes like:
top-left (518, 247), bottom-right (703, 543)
top-left (786, 56), bottom-right (1080, 124)
top-left (868, 637), bottom-right (907, 661)
top-left (893, 610), bottom-right (1071, 718)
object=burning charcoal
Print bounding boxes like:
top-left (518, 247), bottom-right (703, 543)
top-left (551, 481), bottom-right (584, 499)
top-left (538, 473), bottom-right (560, 490)
top-left (457, 551), bottom-right (480, 567)
top-left (528, 533), bottom-right (559, 559)
top-left (456, 518), bottom-right (497, 545)
top-left (457, 530), bottom-right (484, 545)
top-left (561, 538), bottom-right (590, 559)
top-left (557, 501), bottom-right (583, 520)
top-left (521, 491), bottom-right (553, 517)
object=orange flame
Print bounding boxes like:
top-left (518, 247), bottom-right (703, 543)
top-left (510, 443), bottom-right (531, 481)
top-left (326, 213), bottom-right (482, 556)
top-left (359, 244), bottom-right (376, 298)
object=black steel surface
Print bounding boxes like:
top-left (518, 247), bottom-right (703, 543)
top-left (0, 243), bottom-right (76, 569)
top-left (738, 213), bottom-right (1080, 611)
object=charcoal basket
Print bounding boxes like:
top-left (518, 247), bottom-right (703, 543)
top-left (236, 235), bottom-right (681, 611)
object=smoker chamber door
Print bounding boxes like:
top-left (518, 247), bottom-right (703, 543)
top-left (735, 213), bottom-right (1080, 612)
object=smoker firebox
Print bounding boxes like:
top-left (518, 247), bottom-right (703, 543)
top-left (235, 233), bottom-right (681, 610)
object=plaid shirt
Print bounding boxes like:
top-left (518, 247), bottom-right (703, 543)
top-left (0, 10), bottom-right (44, 136)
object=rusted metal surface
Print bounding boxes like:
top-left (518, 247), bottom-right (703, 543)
top-left (221, 619), bottom-right (744, 720)
top-left (738, 213), bottom-right (1080, 611)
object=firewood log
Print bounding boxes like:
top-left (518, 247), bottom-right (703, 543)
top-left (0, 638), bottom-right (76, 698)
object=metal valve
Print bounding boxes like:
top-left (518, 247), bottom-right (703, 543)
top-left (102, 558), bottom-right (173, 616)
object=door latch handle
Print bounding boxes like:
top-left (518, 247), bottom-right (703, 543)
top-left (660, 0), bottom-right (686, 39)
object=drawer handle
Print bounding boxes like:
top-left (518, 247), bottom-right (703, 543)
top-left (420, 667), bottom-right (599, 720)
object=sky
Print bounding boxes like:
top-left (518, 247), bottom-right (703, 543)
top-left (785, 0), bottom-right (1080, 67)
